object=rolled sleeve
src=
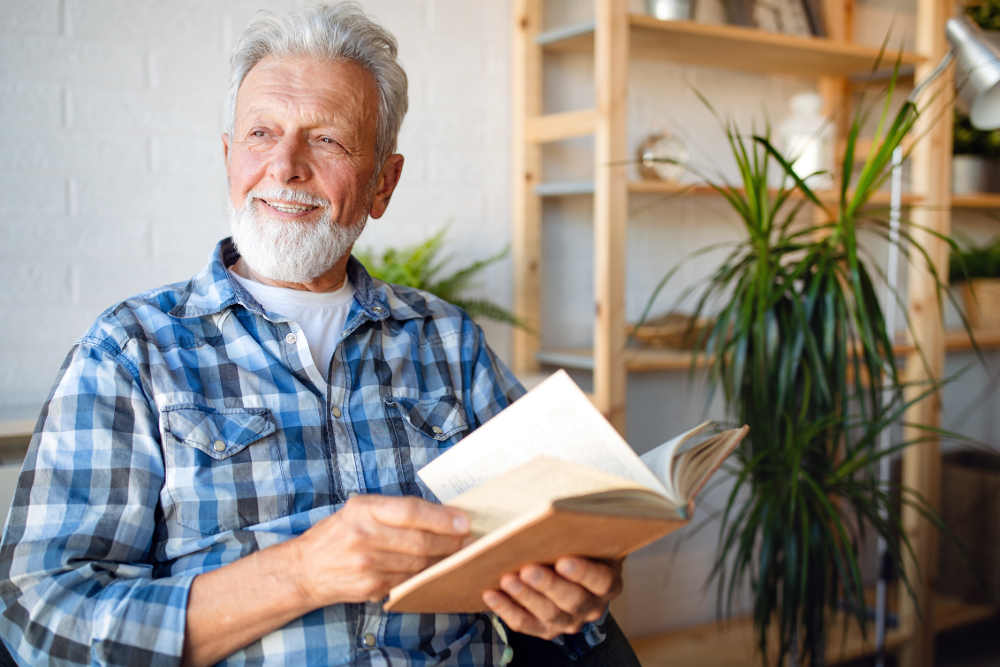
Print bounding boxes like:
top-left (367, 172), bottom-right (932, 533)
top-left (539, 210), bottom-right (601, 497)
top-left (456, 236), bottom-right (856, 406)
top-left (0, 338), bottom-right (190, 667)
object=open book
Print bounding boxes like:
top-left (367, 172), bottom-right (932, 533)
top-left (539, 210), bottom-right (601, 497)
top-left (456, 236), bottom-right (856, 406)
top-left (383, 370), bottom-right (748, 613)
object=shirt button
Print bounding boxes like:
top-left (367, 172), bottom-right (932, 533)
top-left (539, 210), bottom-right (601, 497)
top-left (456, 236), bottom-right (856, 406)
top-left (285, 332), bottom-right (297, 344)
top-left (372, 305), bottom-right (383, 314)
top-left (363, 633), bottom-right (376, 647)
top-left (213, 440), bottom-right (226, 452)
top-left (347, 491), bottom-right (360, 499)
top-left (432, 426), bottom-right (444, 435)
top-left (331, 406), bottom-right (342, 419)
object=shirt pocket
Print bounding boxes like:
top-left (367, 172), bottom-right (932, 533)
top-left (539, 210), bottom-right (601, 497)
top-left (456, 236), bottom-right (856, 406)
top-left (160, 404), bottom-right (291, 535)
top-left (383, 391), bottom-right (469, 499)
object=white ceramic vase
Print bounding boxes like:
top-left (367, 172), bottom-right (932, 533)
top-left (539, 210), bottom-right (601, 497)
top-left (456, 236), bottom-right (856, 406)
top-left (952, 155), bottom-right (990, 194)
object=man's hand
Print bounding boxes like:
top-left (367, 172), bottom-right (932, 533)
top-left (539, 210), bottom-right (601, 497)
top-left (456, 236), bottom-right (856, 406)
top-left (482, 557), bottom-right (623, 640)
top-left (182, 495), bottom-right (470, 667)
top-left (292, 495), bottom-right (472, 606)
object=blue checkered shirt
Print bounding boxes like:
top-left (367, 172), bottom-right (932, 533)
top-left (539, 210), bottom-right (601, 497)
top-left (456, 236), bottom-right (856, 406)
top-left (0, 240), bottom-right (608, 666)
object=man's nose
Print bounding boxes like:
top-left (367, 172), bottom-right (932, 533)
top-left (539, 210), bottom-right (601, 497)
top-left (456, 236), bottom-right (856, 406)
top-left (267, 134), bottom-right (311, 184)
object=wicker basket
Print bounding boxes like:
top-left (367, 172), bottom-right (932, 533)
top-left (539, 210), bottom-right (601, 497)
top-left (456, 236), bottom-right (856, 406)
top-left (961, 278), bottom-right (1000, 331)
top-left (937, 450), bottom-right (1000, 605)
top-left (627, 313), bottom-right (712, 349)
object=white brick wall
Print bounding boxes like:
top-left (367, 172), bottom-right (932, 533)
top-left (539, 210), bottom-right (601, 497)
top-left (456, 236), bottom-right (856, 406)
top-left (0, 0), bottom-right (514, 414)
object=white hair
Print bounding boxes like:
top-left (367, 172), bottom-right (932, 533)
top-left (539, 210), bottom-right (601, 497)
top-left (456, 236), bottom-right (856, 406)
top-left (227, 2), bottom-right (408, 169)
top-left (229, 188), bottom-right (367, 283)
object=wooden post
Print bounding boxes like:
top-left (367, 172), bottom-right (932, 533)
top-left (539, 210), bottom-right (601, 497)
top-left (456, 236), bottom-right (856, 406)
top-left (898, 0), bottom-right (953, 664)
top-left (593, 0), bottom-right (629, 435)
top-left (511, 0), bottom-right (543, 377)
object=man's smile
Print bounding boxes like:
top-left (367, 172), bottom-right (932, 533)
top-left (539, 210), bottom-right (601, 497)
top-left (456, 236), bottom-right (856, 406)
top-left (258, 199), bottom-right (321, 216)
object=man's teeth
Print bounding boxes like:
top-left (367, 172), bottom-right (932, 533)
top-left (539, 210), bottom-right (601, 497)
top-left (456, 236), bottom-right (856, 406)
top-left (263, 201), bottom-right (316, 213)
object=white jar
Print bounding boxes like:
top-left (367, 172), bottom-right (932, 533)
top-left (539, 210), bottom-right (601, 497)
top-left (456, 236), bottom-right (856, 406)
top-left (777, 92), bottom-right (835, 191)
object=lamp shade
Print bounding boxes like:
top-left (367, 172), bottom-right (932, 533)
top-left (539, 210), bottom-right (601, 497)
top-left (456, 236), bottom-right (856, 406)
top-left (947, 15), bottom-right (1000, 130)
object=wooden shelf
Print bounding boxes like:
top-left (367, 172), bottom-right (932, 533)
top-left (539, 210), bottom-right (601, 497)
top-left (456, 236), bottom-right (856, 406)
top-left (538, 15), bottom-right (924, 78)
top-left (536, 180), bottom-right (924, 206)
top-left (952, 193), bottom-right (1000, 209)
top-left (629, 180), bottom-right (922, 206)
top-left (537, 347), bottom-right (708, 373)
top-left (629, 592), bottom-right (997, 667)
top-left (893, 328), bottom-right (1000, 356)
top-left (538, 330), bottom-right (1000, 374)
top-left (538, 179), bottom-right (1000, 209)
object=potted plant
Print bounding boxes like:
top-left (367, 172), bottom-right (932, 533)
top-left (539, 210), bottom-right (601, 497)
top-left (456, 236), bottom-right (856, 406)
top-left (952, 111), bottom-right (1000, 193)
top-left (355, 227), bottom-right (528, 329)
top-left (638, 67), bottom-right (963, 665)
top-left (954, 0), bottom-right (1000, 193)
top-left (950, 236), bottom-right (1000, 329)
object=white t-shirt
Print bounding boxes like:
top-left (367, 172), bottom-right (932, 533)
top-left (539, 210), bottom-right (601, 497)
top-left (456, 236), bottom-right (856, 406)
top-left (230, 271), bottom-right (355, 383)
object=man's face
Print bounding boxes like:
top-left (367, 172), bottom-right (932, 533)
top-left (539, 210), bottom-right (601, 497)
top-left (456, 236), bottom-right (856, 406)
top-left (223, 55), bottom-right (399, 283)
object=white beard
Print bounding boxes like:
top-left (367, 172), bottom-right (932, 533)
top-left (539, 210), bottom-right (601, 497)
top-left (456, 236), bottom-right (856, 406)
top-left (228, 188), bottom-right (367, 283)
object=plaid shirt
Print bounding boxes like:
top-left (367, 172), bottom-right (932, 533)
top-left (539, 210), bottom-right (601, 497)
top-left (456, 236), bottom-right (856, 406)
top-left (0, 239), bottom-right (607, 666)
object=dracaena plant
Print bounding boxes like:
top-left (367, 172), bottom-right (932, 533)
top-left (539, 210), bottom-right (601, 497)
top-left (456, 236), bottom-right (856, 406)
top-left (638, 62), bottom-right (965, 666)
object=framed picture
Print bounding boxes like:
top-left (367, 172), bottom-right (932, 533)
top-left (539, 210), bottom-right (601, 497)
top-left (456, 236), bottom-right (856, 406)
top-left (724, 0), bottom-right (757, 27)
top-left (800, 0), bottom-right (827, 37)
top-left (754, 0), bottom-right (812, 36)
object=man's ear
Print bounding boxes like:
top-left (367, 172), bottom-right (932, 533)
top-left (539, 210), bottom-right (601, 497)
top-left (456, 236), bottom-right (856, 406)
top-left (369, 154), bottom-right (405, 219)
top-left (222, 133), bottom-right (231, 174)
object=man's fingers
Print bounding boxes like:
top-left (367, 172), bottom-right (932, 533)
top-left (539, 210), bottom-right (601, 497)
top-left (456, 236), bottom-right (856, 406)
top-left (482, 590), bottom-right (549, 639)
top-left (359, 549), bottom-right (445, 574)
top-left (358, 495), bottom-right (470, 535)
top-left (498, 574), bottom-right (577, 633)
top-left (518, 564), bottom-right (594, 617)
top-left (554, 557), bottom-right (621, 599)
top-left (367, 524), bottom-right (470, 558)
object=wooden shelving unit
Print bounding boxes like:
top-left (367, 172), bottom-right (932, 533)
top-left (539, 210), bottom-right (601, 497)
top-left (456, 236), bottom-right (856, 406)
top-left (539, 15), bottom-right (924, 77)
top-left (512, 2), bottom-right (975, 666)
top-left (537, 328), bottom-right (1000, 374)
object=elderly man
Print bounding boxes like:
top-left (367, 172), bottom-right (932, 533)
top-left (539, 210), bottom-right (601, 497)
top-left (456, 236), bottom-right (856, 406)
top-left (0, 4), bottom-right (627, 666)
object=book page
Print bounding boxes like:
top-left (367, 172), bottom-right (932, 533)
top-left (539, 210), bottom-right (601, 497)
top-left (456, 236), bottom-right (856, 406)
top-left (447, 457), bottom-right (652, 539)
top-left (638, 422), bottom-right (714, 504)
top-left (676, 427), bottom-right (748, 501)
top-left (419, 371), bottom-right (669, 502)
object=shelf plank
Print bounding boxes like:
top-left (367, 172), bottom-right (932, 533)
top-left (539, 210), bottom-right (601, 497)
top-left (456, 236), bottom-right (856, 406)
top-left (629, 593), bottom-right (996, 667)
top-left (540, 15), bottom-right (924, 78)
top-left (525, 109), bottom-right (597, 144)
top-left (629, 180), bottom-right (923, 205)
top-left (537, 179), bottom-right (922, 205)
top-left (537, 347), bottom-right (709, 373)
top-left (952, 193), bottom-right (1000, 208)
top-left (0, 419), bottom-right (34, 439)
top-left (538, 178), bottom-right (1000, 209)
top-left (535, 181), bottom-right (595, 197)
top-left (538, 330), bottom-right (1000, 374)
top-left (893, 328), bottom-right (1000, 355)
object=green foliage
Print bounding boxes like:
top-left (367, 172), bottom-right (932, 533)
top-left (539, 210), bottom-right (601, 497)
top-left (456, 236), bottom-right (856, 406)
top-left (953, 111), bottom-right (1000, 156)
top-left (354, 228), bottom-right (528, 329)
top-left (950, 236), bottom-right (1000, 281)
top-left (639, 61), bottom-right (962, 665)
top-left (967, 0), bottom-right (1000, 32)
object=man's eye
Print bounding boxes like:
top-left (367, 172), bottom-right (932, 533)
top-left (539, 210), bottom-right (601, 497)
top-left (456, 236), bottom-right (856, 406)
top-left (252, 131), bottom-right (266, 137)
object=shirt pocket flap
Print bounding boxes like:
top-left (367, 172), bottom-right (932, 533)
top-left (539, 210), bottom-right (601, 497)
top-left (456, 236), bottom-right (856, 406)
top-left (163, 406), bottom-right (276, 460)
top-left (385, 393), bottom-right (468, 441)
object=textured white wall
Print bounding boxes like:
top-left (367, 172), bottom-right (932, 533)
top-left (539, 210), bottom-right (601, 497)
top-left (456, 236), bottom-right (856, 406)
top-left (0, 0), bottom-right (513, 415)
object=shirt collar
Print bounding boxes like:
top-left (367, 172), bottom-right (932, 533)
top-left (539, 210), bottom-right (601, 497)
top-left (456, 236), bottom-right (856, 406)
top-left (169, 238), bottom-right (424, 323)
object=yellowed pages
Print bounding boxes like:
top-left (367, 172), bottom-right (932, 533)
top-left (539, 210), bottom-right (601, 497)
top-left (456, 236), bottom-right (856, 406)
top-left (447, 457), bottom-right (653, 538)
top-left (418, 371), bottom-right (668, 502)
